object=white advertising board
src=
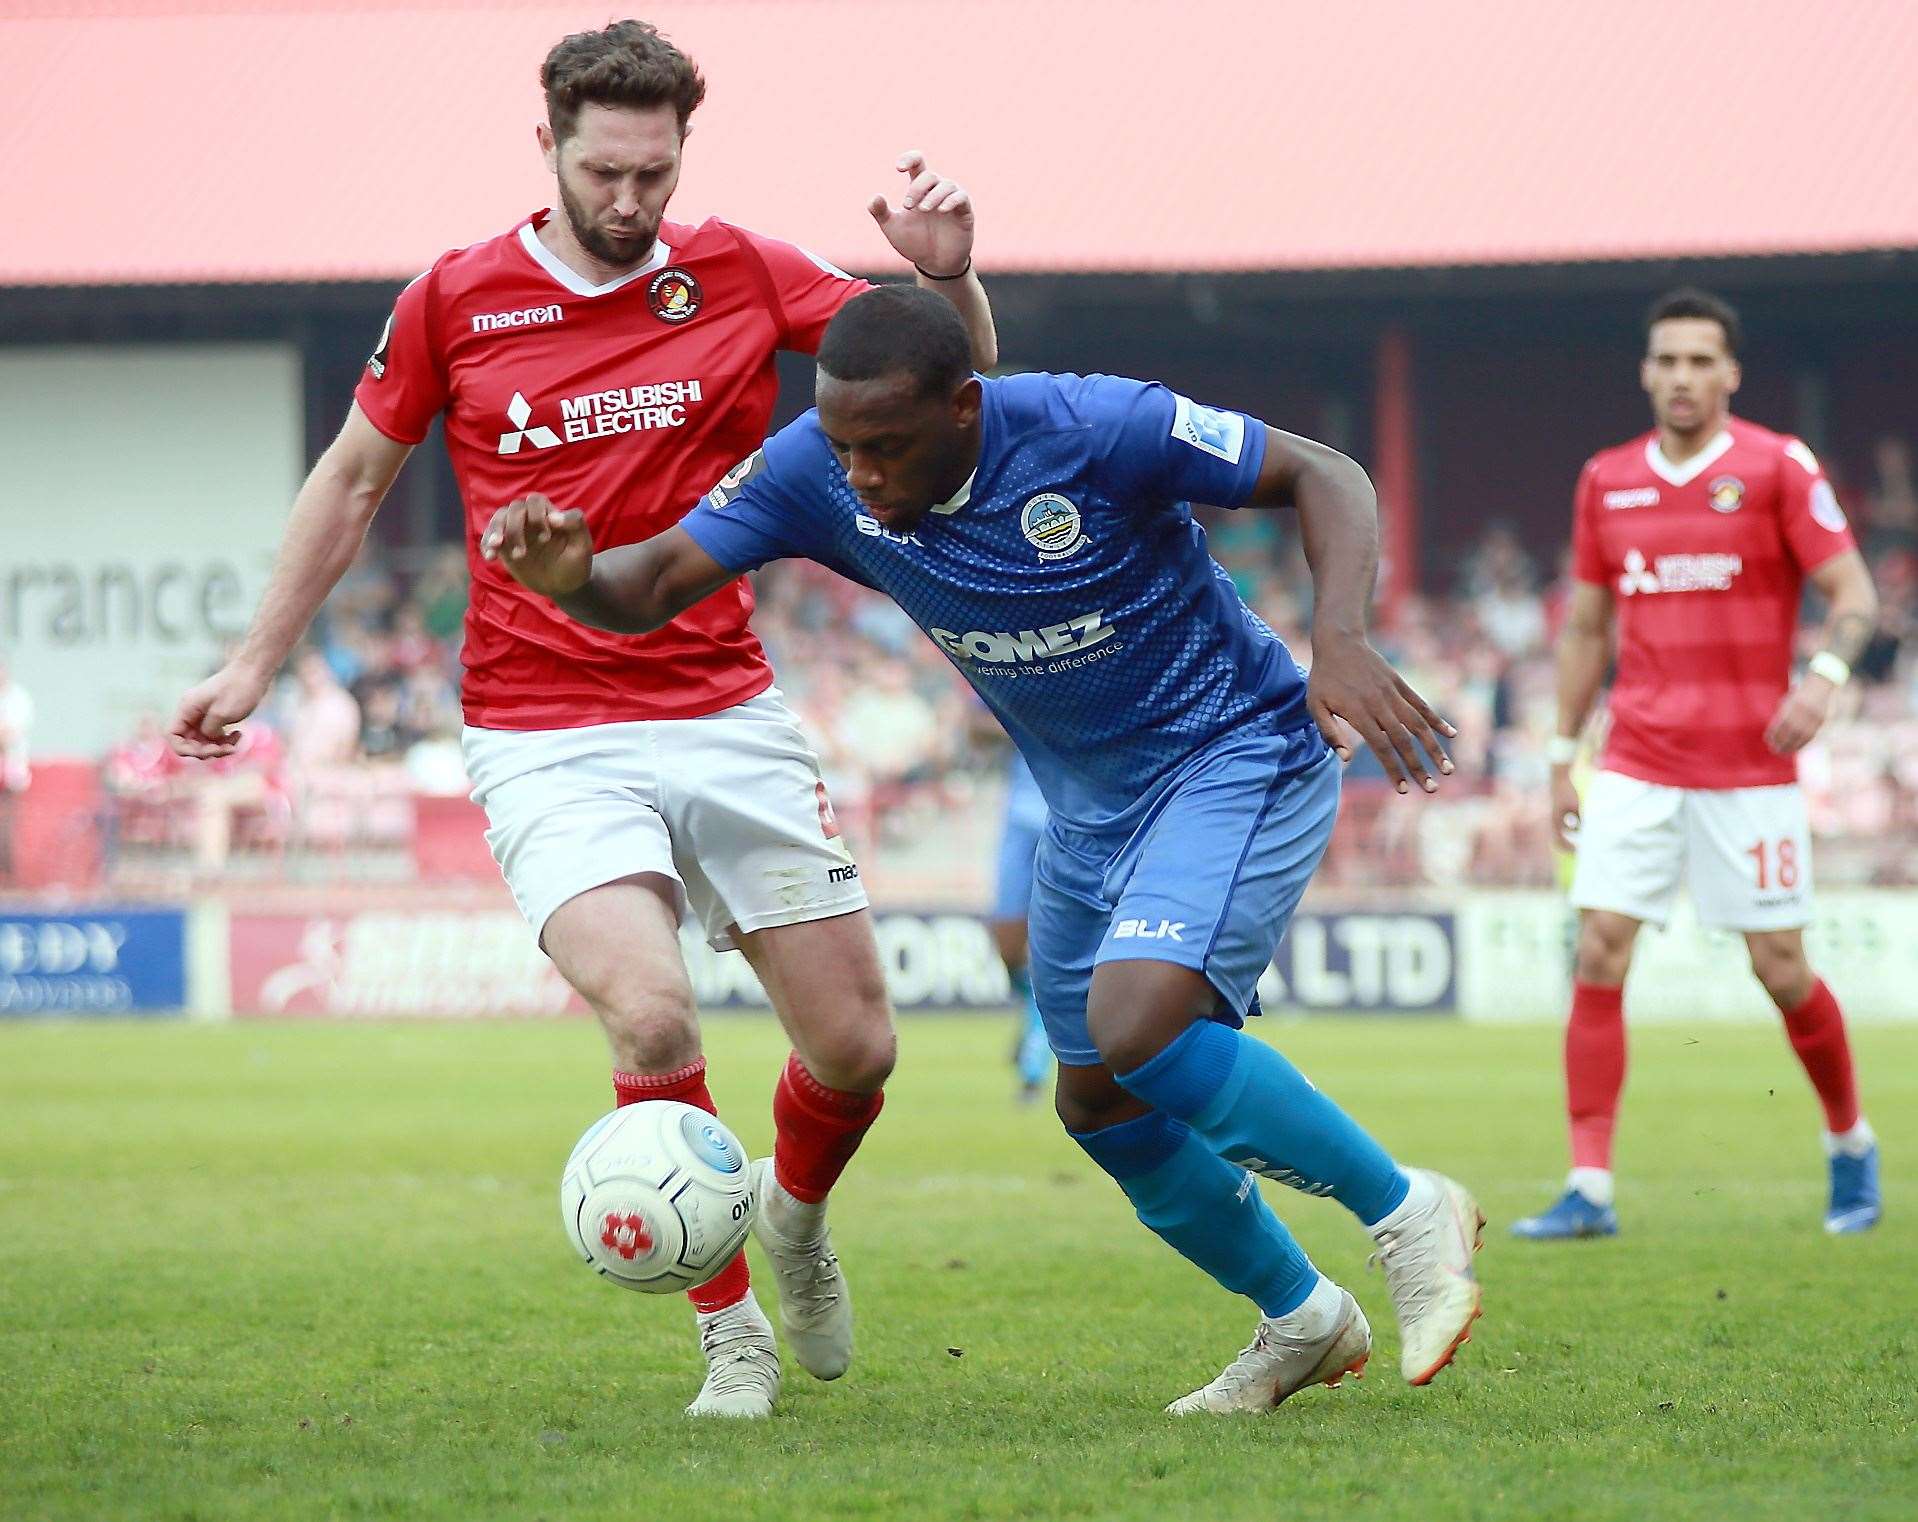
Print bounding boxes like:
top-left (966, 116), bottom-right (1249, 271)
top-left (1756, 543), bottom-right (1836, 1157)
top-left (0, 344), bottom-right (300, 757)
top-left (1458, 889), bottom-right (1918, 1024)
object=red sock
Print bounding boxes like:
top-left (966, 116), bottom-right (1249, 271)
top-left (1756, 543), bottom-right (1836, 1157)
top-left (1779, 979), bottom-right (1860, 1133)
top-left (612, 1060), bottom-right (752, 1315)
top-left (1565, 980), bottom-right (1627, 1170)
top-left (771, 1053), bottom-right (884, 1205)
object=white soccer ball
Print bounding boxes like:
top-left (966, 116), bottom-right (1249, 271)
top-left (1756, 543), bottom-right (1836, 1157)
top-left (559, 1101), bottom-right (755, 1294)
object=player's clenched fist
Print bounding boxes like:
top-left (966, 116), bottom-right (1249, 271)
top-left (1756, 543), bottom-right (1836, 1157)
top-left (168, 663), bottom-right (271, 760)
top-left (481, 495), bottom-right (594, 597)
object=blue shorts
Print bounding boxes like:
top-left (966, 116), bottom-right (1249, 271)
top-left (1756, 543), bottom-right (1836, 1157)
top-left (1027, 727), bottom-right (1338, 1067)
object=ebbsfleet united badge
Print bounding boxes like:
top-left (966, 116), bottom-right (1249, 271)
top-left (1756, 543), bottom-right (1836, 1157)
top-left (1708, 474), bottom-right (1746, 513)
top-left (648, 267), bottom-right (702, 324)
top-left (1021, 492), bottom-right (1087, 561)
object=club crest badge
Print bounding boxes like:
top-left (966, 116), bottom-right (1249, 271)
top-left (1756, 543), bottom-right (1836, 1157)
top-left (1020, 493), bottom-right (1087, 561)
top-left (1708, 475), bottom-right (1746, 513)
top-left (648, 267), bottom-right (702, 324)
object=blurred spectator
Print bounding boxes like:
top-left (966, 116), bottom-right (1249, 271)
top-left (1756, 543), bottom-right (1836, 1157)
top-left (358, 682), bottom-right (409, 760)
top-left (404, 716), bottom-right (471, 796)
top-left (284, 649), bottom-right (362, 774)
top-left (1460, 523), bottom-right (1547, 660)
top-left (183, 721), bottom-right (287, 871)
top-left (415, 546), bottom-right (470, 643)
top-left (1862, 436), bottom-right (1918, 560)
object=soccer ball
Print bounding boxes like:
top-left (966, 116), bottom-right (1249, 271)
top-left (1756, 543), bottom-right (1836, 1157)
top-left (559, 1101), bottom-right (755, 1294)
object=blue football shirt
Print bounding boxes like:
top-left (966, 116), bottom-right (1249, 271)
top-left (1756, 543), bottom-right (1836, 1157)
top-left (681, 372), bottom-right (1319, 836)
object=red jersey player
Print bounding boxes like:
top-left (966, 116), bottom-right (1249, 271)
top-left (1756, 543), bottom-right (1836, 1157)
top-left (1514, 288), bottom-right (1882, 1242)
top-left (167, 21), bottom-right (998, 1417)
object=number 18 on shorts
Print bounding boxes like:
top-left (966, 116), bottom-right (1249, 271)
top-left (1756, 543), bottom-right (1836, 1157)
top-left (1569, 770), bottom-right (1813, 932)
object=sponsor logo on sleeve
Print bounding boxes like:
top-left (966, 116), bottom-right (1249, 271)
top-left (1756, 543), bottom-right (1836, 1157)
top-left (648, 267), bottom-right (703, 324)
top-left (1171, 394), bottom-right (1247, 464)
top-left (1810, 478), bottom-right (1849, 533)
top-left (1019, 493), bottom-right (1087, 561)
top-left (1708, 475), bottom-right (1746, 513)
top-left (706, 449), bottom-right (766, 510)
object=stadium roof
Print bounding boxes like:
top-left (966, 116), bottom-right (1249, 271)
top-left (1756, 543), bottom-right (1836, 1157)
top-left (5, 0), bottom-right (1915, 285)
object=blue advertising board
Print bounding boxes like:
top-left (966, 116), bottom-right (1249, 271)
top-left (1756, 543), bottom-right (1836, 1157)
top-left (0, 908), bottom-right (188, 1016)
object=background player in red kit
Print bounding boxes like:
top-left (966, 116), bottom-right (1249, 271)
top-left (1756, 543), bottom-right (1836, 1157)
top-left (1514, 289), bottom-right (1882, 1242)
top-left (168, 21), bottom-right (998, 1416)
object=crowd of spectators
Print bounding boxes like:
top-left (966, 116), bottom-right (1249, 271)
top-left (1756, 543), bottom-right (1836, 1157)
top-left (84, 433), bottom-right (1918, 890)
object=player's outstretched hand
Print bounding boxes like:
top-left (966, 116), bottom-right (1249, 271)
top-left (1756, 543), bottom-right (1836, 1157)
top-left (480, 495), bottom-right (593, 599)
top-left (168, 662), bottom-right (271, 760)
top-left (868, 150), bottom-right (975, 278)
top-left (1764, 677), bottom-right (1834, 755)
top-left (1308, 631), bottom-right (1456, 795)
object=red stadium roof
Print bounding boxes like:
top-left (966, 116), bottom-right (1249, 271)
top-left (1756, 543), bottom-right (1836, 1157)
top-left (4, 0), bottom-right (1915, 284)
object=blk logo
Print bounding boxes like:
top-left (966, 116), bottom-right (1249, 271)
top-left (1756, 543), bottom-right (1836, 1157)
top-left (497, 392), bottom-right (561, 454)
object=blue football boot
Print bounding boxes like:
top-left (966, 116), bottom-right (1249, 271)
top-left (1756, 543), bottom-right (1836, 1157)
top-left (1825, 1144), bottom-right (1882, 1235)
top-left (1510, 1187), bottom-right (1618, 1241)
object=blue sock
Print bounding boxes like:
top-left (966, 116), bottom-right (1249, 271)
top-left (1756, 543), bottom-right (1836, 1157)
top-left (1016, 986), bottom-right (1051, 1088)
top-left (1071, 1109), bottom-right (1319, 1317)
top-left (1117, 1021), bottom-right (1409, 1226)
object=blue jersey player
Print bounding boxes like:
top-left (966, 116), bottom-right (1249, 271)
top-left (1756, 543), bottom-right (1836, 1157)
top-left (483, 286), bottom-right (1484, 1412)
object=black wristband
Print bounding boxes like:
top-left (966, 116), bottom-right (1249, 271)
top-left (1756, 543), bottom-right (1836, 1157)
top-left (914, 258), bottom-right (972, 281)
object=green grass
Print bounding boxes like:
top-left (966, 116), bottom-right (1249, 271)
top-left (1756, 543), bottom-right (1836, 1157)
top-left (1, 1015), bottom-right (1913, 1522)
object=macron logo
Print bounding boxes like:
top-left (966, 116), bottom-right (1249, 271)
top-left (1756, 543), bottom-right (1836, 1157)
top-left (472, 303), bottom-right (562, 333)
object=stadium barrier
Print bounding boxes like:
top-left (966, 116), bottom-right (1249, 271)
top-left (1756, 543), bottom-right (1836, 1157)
top-left (4, 894), bottom-right (1913, 1022)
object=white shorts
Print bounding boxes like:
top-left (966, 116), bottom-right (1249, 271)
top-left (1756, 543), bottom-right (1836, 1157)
top-left (1569, 770), bottom-right (1813, 932)
top-left (462, 689), bottom-right (867, 951)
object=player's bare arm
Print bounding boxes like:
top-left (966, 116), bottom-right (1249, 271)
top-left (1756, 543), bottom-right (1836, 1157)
top-left (1549, 580), bottom-right (1615, 849)
top-left (1763, 548), bottom-right (1879, 756)
top-left (1245, 426), bottom-right (1456, 794)
top-left (871, 151), bottom-right (998, 370)
top-left (168, 404), bottom-right (412, 760)
top-left (480, 495), bottom-right (733, 635)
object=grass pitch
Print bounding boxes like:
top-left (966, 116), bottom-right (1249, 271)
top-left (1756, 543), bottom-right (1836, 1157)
top-left (2, 1014), bottom-right (1913, 1521)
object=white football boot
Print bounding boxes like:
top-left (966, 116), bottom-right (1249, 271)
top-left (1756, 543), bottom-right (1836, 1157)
top-left (1167, 1285), bottom-right (1372, 1414)
top-left (748, 1157), bottom-right (854, 1381)
top-left (686, 1289), bottom-right (781, 1418)
top-left (1370, 1168), bottom-right (1485, 1385)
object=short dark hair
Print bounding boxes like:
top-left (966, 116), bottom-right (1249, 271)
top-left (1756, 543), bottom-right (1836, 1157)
top-left (1645, 286), bottom-right (1742, 359)
top-left (541, 20), bottom-right (706, 143)
top-left (817, 285), bottom-right (973, 398)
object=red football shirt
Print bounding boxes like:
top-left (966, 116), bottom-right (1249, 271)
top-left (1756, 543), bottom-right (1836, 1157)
top-left (354, 211), bottom-right (870, 729)
top-left (1571, 416), bottom-right (1856, 788)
